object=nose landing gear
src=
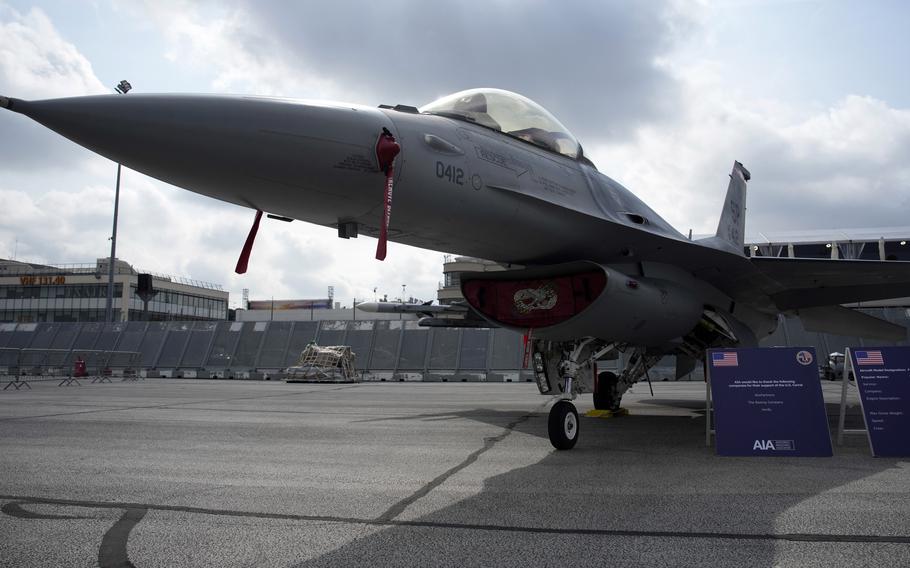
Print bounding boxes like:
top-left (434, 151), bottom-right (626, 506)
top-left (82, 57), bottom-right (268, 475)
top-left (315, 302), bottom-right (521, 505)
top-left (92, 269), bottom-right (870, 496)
top-left (548, 399), bottom-right (579, 450)
top-left (545, 340), bottom-right (591, 450)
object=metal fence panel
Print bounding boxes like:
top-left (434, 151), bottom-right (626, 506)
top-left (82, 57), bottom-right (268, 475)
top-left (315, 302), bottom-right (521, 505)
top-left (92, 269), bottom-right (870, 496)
top-left (138, 322), bottom-right (168, 367)
top-left (206, 322), bottom-right (243, 368)
top-left (428, 328), bottom-right (459, 369)
top-left (0, 324), bottom-right (17, 348)
top-left (345, 322), bottom-right (375, 371)
top-left (370, 321), bottom-right (401, 369)
top-left (284, 322), bottom-right (318, 366)
top-left (72, 322), bottom-right (103, 351)
top-left (7, 323), bottom-right (38, 348)
top-left (180, 321), bottom-right (217, 368)
top-left (317, 320), bottom-right (347, 348)
top-left (459, 329), bottom-right (490, 370)
top-left (158, 323), bottom-right (192, 368)
top-left (50, 323), bottom-right (79, 351)
top-left (116, 322), bottom-right (147, 354)
top-left (490, 328), bottom-right (523, 369)
top-left (258, 322), bottom-right (292, 368)
top-left (95, 323), bottom-right (127, 351)
top-left (232, 322), bottom-right (266, 368)
top-left (29, 324), bottom-right (60, 349)
top-left (398, 329), bottom-right (429, 370)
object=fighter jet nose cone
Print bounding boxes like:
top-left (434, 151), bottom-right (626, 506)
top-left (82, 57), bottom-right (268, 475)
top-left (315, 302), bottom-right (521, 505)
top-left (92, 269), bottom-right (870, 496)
top-left (0, 96), bottom-right (29, 113)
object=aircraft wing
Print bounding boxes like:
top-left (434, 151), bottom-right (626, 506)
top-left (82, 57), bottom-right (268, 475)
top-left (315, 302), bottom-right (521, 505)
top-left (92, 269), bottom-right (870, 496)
top-left (796, 305), bottom-right (907, 341)
top-left (750, 257), bottom-right (910, 310)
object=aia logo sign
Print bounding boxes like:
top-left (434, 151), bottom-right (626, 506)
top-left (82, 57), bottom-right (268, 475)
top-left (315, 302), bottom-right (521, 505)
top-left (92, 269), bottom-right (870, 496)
top-left (753, 440), bottom-right (795, 451)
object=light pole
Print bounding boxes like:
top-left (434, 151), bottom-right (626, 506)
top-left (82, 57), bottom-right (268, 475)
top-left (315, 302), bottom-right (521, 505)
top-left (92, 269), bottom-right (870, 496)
top-left (400, 284), bottom-right (406, 320)
top-left (105, 80), bottom-right (132, 323)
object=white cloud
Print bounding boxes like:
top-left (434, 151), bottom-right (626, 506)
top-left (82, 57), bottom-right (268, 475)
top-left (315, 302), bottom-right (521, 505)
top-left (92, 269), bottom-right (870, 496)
top-left (0, 6), bottom-right (106, 98)
top-left (135, 0), bottom-right (340, 99)
top-left (2, 1), bottom-right (908, 312)
top-left (137, 0), bottom-right (698, 142)
top-left (590, 64), bottom-right (910, 236)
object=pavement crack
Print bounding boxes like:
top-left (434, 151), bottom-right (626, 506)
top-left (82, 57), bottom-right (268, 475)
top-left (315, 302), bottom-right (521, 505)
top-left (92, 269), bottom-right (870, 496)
top-left (375, 410), bottom-right (537, 522)
top-left (98, 507), bottom-right (147, 568)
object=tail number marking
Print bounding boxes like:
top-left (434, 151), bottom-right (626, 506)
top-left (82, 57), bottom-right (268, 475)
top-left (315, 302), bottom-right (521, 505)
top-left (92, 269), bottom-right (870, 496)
top-left (436, 161), bottom-right (465, 186)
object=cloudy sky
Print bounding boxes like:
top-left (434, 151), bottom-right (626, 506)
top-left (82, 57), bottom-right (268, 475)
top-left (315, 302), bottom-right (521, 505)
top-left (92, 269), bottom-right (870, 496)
top-left (1, 0), bottom-right (908, 307)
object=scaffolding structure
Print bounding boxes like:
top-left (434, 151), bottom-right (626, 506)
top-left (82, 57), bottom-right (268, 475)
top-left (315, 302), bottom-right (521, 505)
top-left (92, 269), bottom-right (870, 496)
top-left (285, 344), bottom-right (357, 382)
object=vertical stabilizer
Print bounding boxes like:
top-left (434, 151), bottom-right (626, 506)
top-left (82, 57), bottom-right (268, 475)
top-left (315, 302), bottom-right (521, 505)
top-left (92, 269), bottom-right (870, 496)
top-left (712, 161), bottom-right (750, 254)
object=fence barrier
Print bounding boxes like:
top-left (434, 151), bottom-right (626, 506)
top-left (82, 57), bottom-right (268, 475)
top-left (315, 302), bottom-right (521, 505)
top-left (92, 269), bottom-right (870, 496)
top-left (0, 347), bottom-right (140, 390)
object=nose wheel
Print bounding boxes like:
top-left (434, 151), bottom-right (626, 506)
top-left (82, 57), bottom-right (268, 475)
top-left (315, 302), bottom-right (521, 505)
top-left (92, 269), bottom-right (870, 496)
top-left (548, 400), bottom-right (579, 450)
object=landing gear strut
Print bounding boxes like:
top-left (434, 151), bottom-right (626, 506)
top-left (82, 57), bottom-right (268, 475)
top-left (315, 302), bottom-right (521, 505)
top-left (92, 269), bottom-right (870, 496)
top-left (536, 338), bottom-right (660, 450)
top-left (545, 340), bottom-right (591, 450)
top-left (593, 371), bottom-right (620, 411)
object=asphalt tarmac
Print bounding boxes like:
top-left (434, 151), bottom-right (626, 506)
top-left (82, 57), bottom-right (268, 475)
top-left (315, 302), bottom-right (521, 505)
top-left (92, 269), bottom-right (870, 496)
top-left (0, 379), bottom-right (907, 567)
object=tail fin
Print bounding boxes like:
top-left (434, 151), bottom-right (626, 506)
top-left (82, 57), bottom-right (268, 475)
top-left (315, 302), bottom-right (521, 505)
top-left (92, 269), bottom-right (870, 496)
top-left (712, 161), bottom-right (750, 254)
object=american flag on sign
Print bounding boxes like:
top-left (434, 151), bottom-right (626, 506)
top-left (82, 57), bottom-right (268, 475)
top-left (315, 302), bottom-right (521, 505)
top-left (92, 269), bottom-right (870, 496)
top-left (855, 350), bottom-right (884, 365)
top-left (712, 351), bottom-right (738, 367)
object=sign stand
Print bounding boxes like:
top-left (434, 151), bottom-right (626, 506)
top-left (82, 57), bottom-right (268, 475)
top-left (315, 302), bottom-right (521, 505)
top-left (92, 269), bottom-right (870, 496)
top-left (707, 347), bottom-right (832, 456)
top-left (835, 347), bottom-right (866, 445)
top-left (705, 370), bottom-right (714, 447)
top-left (839, 346), bottom-right (910, 457)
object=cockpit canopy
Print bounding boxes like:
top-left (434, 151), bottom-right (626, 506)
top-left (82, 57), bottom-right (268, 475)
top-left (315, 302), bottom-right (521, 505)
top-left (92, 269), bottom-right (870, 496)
top-left (420, 88), bottom-right (581, 159)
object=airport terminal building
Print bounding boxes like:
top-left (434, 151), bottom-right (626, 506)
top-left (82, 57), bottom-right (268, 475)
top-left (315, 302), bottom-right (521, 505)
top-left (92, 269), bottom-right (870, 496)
top-left (0, 258), bottom-right (228, 323)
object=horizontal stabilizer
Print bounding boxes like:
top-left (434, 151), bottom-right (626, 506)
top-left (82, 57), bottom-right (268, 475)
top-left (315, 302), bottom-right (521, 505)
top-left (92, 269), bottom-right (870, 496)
top-left (752, 257), bottom-right (910, 309)
top-left (797, 306), bottom-right (907, 341)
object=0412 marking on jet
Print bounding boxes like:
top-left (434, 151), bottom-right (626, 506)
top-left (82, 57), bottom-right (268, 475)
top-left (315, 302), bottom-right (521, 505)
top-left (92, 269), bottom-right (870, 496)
top-left (435, 161), bottom-right (465, 186)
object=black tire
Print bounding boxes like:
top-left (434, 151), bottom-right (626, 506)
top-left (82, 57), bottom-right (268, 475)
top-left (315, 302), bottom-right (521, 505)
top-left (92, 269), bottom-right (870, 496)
top-left (593, 371), bottom-right (620, 410)
top-left (548, 400), bottom-right (579, 450)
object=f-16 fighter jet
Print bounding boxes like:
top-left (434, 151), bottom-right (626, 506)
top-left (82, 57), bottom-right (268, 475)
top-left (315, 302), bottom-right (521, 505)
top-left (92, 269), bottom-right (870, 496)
top-left (3, 88), bottom-right (909, 449)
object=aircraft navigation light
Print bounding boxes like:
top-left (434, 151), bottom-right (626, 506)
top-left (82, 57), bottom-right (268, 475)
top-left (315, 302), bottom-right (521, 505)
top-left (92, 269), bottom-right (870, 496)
top-left (115, 80), bottom-right (132, 94)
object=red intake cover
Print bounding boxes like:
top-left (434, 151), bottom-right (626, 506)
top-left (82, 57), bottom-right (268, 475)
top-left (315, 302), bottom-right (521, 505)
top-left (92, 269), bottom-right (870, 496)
top-left (462, 270), bottom-right (606, 328)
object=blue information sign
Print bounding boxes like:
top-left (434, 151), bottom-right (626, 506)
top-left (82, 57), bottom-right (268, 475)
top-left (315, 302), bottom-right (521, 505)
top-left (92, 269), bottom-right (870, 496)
top-left (850, 347), bottom-right (910, 457)
top-left (709, 347), bottom-right (833, 456)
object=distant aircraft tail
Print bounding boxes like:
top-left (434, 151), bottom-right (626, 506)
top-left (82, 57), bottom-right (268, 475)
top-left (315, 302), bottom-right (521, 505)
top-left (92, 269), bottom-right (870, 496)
top-left (712, 161), bottom-right (750, 254)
